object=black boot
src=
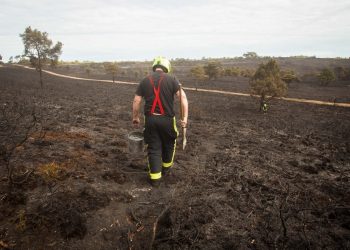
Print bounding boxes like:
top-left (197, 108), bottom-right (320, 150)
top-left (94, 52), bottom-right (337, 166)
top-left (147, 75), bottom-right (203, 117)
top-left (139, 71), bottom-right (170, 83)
top-left (162, 167), bottom-right (171, 177)
top-left (149, 178), bottom-right (161, 187)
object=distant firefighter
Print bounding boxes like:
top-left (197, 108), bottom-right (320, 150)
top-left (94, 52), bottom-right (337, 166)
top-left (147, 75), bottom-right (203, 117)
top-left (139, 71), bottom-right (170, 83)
top-left (262, 102), bottom-right (268, 113)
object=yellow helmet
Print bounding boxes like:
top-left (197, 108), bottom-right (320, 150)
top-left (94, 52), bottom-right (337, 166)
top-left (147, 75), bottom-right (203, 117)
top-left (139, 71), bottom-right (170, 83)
top-left (152, 56), bottom-right (171, 73)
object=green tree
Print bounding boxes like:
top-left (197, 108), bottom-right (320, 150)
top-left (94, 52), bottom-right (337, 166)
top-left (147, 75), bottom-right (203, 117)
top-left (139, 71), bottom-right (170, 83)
top-left (250, 59), bottom-right (287, 112)
top-left (103, 62), bottom-right (118, 82)
top-left (231, 67), bottom-right (240, 77)
top-left (333, 66), bottom-right (350, 81)
top-left (318, 68), bottom-right (336, 85)
top-left (85, 66), bottom-right (92, 77)
top-left (240, 68), bottom-right (255, 78)
top-left (243, 52), bottom-right (258, 59)
top-left (223, 67), bottom-right (240, 77)
top-left (224, 68), bottom-right (233, 76)
top-left (133, 70), bottom-right (140, 80)
top-left (190, 65), bottom-right (206, 90)
top-left (204, 61), bottom-right (222, 80)
top-left (281, 70), bottom-right (299, 85)
top-left (14, 55), bottom-right (21, 63)
top-left (20, 26), bottom-right (63, 88)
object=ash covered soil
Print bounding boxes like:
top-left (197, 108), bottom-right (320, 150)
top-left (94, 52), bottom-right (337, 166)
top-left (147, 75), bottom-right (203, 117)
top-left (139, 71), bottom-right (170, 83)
top-left (0, 66), bottom-right (350, 249)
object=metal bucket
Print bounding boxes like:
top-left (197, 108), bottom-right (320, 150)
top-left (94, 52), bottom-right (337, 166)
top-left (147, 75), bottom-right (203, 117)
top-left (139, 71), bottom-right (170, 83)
top-left (127, 131), bottom-right (144, 154)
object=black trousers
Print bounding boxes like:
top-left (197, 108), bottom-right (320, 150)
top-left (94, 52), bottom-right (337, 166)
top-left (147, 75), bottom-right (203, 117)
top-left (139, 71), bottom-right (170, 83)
top-left (144, 115), bottom-right (178, 180)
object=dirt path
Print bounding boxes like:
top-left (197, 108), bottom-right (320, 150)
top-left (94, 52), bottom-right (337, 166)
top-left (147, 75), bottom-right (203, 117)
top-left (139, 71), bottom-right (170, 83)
top-left (15, 64), bottom-right (350, 108)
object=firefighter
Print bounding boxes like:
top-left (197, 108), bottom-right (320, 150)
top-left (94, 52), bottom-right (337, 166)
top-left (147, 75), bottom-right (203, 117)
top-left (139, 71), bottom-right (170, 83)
top-left (132, 56), bottom-right (188, 187)
top-left (262, 102), bottom-right (268, 113)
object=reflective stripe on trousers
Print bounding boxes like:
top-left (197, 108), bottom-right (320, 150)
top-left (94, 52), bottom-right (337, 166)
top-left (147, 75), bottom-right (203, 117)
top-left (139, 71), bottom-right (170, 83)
top-left (145, 116), bottom-right (178, 180)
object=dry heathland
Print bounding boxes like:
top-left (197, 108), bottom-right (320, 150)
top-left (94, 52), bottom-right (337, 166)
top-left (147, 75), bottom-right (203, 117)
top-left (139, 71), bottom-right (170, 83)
top-left (0, 61), bottom-right (349, 249)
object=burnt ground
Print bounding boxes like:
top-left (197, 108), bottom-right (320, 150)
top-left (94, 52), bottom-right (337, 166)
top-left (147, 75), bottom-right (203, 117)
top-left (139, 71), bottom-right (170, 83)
top-left (0, 66), bottom-right (350, 249)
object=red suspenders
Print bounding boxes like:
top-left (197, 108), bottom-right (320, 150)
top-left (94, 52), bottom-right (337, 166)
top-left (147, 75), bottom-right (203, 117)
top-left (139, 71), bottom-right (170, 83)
top-left (148, 75), bottom-right (165, 115)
